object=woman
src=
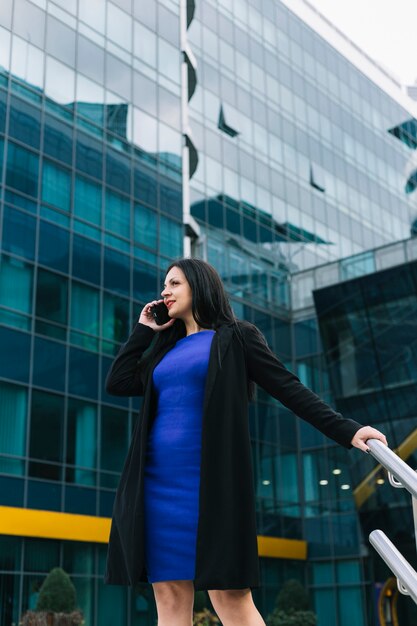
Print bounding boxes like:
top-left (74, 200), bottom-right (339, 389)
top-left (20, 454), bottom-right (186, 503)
top-left (104, 258), bottom-right (387, 626)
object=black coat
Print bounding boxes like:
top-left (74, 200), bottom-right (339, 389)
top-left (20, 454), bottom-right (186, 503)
top-left (103, 320), bottom-right (363, 590)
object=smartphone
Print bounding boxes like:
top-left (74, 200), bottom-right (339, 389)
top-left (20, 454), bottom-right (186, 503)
top-left (151, 301), bottom-right (171, 325)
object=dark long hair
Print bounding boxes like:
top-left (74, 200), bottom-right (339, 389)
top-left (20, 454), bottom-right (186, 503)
top-left (139, 258), bottom-right (256, 400)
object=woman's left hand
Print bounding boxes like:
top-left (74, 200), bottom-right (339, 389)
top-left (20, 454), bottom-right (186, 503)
top-left (351, 426), bottom-right (388, 452)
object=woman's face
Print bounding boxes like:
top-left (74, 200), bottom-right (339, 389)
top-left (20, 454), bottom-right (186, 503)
top-left (161, 266), bottom-right (193, 319)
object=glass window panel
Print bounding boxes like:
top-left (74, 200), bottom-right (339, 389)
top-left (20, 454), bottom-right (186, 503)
top-left (32, 336), bottom-right (66, 392)
top-left (133, 71), bottom-right (157, 114)
top-left (36, 268), bottom-right (68, 324)
top-left (74, 175), bottom-right (102, 225)
top-left (102, 292), bottom-right (129, 351)
top-left (68, 347), bottom-right (99, 399)
top-left (75, 75), bottom-right (105, 123)
top-left (0, 327), bottom-right (31, 383)
top-left (46, 15), bottom-right (76, 67)
top-left (107, 3), bottom-right (132, 52)
top-left (159, 175), bottom-right (181, 217)
top-left (0, 4), bottom-right (12, 30)
top-left (38, 221), bottom-right (69, 272)
top-left (0, 536), bottom-right (21, 571)
top-left (76, 131), bottom-right (103, 180)
top-left (103, 248), bottom-right (130, 295)
top-left (3, 206), bottom-right (36, 259)
top-left (79, 0), bottom-right (105, 34)
top-left (0, 26), bottom-right (10, 77)
top-left (71, 281), bottom-right (100, 336)
top-left (159, 216), bottom-right (182, 258)
top-left (6, 141), bottom-right (39, 198)
top-left (29, 389), bottom-right (64, 471)
top-left (13, 0), bottom-right (45, 48)
top-left (0, 254), bottom-right (33, 315)
top-left (0, 91), bottom-right (6, 132)
top-left (101, 406), bottom-right (129, 472)
top-left (72, 234), bottom-right (101, 285)
top-left (77, 34), bottom-right (105, 84)
top-left (97, 580), bottom-right (127, 626)
top-left (0, 382), bottom-right (27, 475)
top-left (133, 162), bottom-right (157, 206)
top-left (11, 35), bottom-right (44, 91)
top-left (24, 538), bottom-right (60, 572)
top-left (133, 0), bottom-right (156, 30)
top-left (132, 107), bottom-right (157, 152)
top-left (45, 56), bottom-right (75, 104)
top-left (158, 4), bottom-right (179, 47)
top-left (338, 587), bottom-right (365, 626)
top-left (105, 189), bottom-right (130, 238)
top-left (8, 95), bottom-right (41, 149)
top-left (106, 53), bottom-right (131, 100)
top-left (105, 150), bottom-right (131, 193)
top-left (67, 399), bottom-right (97, 485)
top-left (41, 159), bottom-right (71, 212)
top-left (158, 38), bottom-right (180, 84)
top-left (133, 21), bottom-right (156, 67)
top-left (158, 122), bottom-right (181, 168)
top-left (27, 479), bottom-right (61, 510)
top-left (133, 261), bottom-right (157, 302)
top-left (43, 114), bottom-right (73, 165)
top-left (313, 589), bottom-right (337, 625)
top-left (64, 485), bottom-right (96, 514)
top-left (134, 203), bottom-right (157, 248)
top-left (158, 87), bottom-right (180, 129)
top-left (336, 560), bottom-right (361, 583)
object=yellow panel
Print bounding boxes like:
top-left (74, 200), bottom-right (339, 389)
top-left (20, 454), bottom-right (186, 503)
top-left (0, 506), bottom-right (308, 560)
top-left (257, 535), bottom-right (307, 560)
top-left (0, 506), bottom-right (111, 543)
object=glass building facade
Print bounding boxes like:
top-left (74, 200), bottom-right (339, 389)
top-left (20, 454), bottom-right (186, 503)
top-left (0, 0), bottom-right (416, 625)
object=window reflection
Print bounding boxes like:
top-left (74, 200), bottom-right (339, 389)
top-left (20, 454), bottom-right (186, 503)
top-left (11, 35), bottom-right (44, 91)
top-left (0, 26), bottom-right (11, 72)
top-left (46, 15), bottom-right (76, 67)
top-left (107, 3), bottom-right (132, 53)
top-left (45, 56), bottom-right (75, 104)
top-left (79, 0), bottom-right (105, 34)
top-left (13, 0), bottom-right (45, 48)
top-left (133, 21), bottom-right (156, 67)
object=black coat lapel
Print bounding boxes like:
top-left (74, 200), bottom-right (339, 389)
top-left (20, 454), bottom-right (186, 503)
top-left (201, 323), bottom-right (235, 416)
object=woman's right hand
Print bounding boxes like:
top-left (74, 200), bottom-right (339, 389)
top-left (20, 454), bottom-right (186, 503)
top-left (138, 300), bottom-right (176, 332)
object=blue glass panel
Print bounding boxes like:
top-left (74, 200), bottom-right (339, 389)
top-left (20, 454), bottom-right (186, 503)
top-left (32, 336), bottom-right (66, 391)
top-left (0, 89), bottom-right (6, 133)
top-left (72, 234), bottom-right (101, 285)
top-left (65, 485), bottom-right (96, 515)
top-left (159, 215), bottom-right (182, 258)
top-left (6, 141), bottom-right (39, 197)
top-left (8, 95), bottom-right (41, 149)
top-left (2, 206), bottom-right (36, 260)
top-left (313, 589), bottom-right (337, 625)
top-left (30, 389), bottom-right (64, 470)
top-left (0, 327), bottom-right (30, 383)
top-left (160, 176), bottom-right (182, 218)
top-left (105, 188), bottom-right (130, 239)
top-left (99, 490), bottom-right (115, 516)
top-left (43, 114), bottom-right (73, 164)
top-left (27, 480), bottom-right (61, 511)
top-left (106, 149), bottom-right (131, 194)
top-left (0, 137), bottom-right (3, 173)
top-left (0, 476), bottom-right (24, 507)
top-left (4, 190), bottom-right (37, 213)
top-left (103, 248), bottom-right (130, 295)
top-left (74, 175), bottom-right (102, 225)
top-left (76, 132), bottom-right (103, 180)
top-left (0, 381), bottom-right (27, 475)
top-left (38, 220), bottom-right (69, 272)
top-left (338, 587), bottom-right (365, 626)
top-left (133, 261), bottom-right (157, 302)
top-left (68, 347), bottom-right (99, 399)
top-left (133, 203), bottom-right (157, 249)
top-left (133, 162), bottom-right (157, 206)
top-left (41, 159), bottom-right (71, 212)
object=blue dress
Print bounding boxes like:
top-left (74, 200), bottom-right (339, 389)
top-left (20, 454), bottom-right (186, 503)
top-left (143, 330), bottom-right (215, 583)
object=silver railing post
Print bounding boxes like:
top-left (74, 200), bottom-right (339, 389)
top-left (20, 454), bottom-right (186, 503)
top-left (366, 438), bottom-right (417, 604)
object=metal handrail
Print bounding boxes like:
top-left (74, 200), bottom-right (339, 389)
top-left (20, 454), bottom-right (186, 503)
top-left (366, 438), bottom-right (417, 499)
top-left (369, 530), bottom-right (417, 604)
top-left (366, 438), bottom-right (417, 605)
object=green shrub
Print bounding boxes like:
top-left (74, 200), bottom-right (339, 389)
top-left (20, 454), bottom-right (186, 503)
top-left (276, 579), bottom-right (309, 612)
top-left (35, 568), bottom-right (77, 613)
